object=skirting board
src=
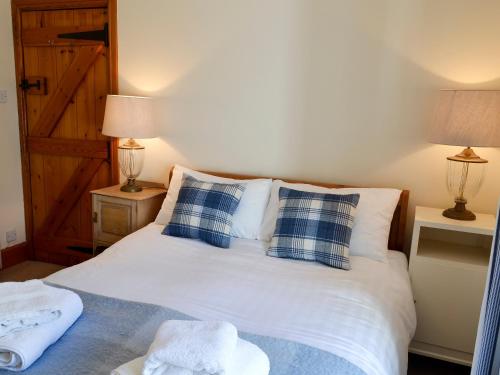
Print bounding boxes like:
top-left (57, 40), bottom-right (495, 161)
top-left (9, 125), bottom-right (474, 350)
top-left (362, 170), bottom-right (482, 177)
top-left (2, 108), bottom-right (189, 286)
top-left (1, 242), bottom-right (29, 269)
top-left (409, 340), bottom-right (473, 366)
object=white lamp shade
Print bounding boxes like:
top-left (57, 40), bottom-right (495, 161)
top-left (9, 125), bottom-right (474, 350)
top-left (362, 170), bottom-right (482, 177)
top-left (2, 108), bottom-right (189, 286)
top-left (102, 95), bottom-right (157, 139)
top-left (429, 90), bottom-right (500, 147)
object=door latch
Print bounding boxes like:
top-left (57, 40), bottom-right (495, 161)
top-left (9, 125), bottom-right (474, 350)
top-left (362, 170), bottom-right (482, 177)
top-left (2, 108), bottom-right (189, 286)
top-left (19, 78), bottom-right (40, 90)
top-left (19, 77), bottom-right (47, 95)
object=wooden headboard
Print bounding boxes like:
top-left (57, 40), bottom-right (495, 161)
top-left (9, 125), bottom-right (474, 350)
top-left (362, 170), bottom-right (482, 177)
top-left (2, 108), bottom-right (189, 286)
top-left (168, 168), bottom-right (410, 252)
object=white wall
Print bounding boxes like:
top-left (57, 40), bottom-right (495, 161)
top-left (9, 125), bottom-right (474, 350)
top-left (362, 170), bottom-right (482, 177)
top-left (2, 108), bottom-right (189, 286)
top-left (117, 0), bottom-right (500, 228)
top-left (0, 0), bottom-right (25, 251)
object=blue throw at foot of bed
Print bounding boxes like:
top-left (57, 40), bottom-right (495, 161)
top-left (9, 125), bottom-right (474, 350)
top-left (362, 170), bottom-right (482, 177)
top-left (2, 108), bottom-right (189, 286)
top-left (0, 286), bottom-right (365, 375)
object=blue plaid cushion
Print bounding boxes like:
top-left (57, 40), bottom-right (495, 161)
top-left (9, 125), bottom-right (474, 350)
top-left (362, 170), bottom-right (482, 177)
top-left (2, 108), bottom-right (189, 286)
top-left (267, 187), bottom-right (360, 270)
top-left (163, 176), bottom-right (245, 248)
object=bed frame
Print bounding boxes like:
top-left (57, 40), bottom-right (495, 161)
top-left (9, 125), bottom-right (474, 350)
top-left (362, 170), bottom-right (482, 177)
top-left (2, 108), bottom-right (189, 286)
top-left (167, 168), bottom-right (410, 252)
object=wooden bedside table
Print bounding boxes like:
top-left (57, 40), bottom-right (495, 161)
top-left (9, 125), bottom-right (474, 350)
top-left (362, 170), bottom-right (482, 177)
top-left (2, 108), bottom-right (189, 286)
top-left (409, 206), bottom-right (495, 366)
top-left (91, 184), bottom-right (167, 255)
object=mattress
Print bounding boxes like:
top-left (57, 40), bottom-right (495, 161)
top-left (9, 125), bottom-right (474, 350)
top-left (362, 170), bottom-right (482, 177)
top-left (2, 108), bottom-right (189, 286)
top-left (46, 223), bottom-right (416, 375)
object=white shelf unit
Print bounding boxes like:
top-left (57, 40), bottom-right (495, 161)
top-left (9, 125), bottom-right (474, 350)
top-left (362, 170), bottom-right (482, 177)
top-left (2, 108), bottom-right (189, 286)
top-left (408, 206), bottom-right (495, 366)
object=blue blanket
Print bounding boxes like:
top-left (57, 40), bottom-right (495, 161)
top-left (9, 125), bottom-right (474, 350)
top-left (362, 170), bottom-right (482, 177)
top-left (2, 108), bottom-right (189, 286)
top-left (1, 287), bottom-right (365, 375)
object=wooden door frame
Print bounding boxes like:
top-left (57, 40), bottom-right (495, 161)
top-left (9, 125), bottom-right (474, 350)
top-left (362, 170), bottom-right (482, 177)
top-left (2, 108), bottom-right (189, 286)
top-left (10, 0), bottom-right (119, 259)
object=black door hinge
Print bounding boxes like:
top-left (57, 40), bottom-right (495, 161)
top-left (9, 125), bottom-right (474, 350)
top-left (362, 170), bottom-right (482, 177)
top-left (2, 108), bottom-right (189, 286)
top-left (58, 23), bottom-right (109, 47)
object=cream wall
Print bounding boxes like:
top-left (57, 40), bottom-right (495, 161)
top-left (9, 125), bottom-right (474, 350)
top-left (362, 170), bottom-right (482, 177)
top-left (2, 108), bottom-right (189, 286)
top-left (0, 0), bottom-right (498, 254)
top-left (0, 0), bottom-right (25, 251)
top-left (117, 0), bottom-right (500, 226)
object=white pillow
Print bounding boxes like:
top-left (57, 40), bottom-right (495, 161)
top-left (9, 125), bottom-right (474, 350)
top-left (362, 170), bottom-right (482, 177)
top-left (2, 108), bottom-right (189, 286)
top-left (155, 165), bottom-right (272, 240)
top-left (260, 180), bottom-right (401, 262)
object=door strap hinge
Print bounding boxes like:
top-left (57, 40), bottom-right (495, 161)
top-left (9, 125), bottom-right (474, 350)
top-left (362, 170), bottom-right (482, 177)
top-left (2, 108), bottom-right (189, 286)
top-left (57, 23), bottom-right (109, 47)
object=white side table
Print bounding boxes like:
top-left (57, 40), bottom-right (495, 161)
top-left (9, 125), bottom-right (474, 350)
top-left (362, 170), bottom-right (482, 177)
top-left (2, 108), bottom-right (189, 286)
top-left (409, 206), bottom-right (496, 366)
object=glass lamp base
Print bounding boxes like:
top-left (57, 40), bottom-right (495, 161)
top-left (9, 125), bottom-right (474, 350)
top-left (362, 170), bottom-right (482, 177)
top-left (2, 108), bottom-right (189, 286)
top-left (120, 179), bottom-right (142, 193)
top-left (442, 200), bottom-right (476, 221)
top-left (118, 139), bottom-right (145, 193)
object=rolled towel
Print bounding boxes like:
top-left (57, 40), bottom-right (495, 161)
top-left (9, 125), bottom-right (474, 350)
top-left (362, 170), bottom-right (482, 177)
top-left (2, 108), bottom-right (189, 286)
top-left (111, 356), bottom-right (147, 375)
top-left (143, 320), bottom-right (238, 375)
top-left (0, 286), bottom-right (83, 371)
top-left (0, 280), bottom-right (64, 337)
top-left (226, 339), bottom-right (270, 375)
top-left (111, 339), bottom-right (269, 375)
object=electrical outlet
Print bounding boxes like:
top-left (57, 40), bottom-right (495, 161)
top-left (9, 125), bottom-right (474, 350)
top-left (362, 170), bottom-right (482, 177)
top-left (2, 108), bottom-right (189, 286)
top-left (6, 230), bottom-right (16, 244)
top-left (0, 90), bottom-right (7, 104)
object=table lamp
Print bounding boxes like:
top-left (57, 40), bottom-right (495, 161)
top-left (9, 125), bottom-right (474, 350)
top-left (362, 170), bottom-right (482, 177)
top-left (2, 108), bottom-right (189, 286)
top-left (429, 90), bottom-right (500, 220)
top-left (102, 95), bottom-right (156, 192)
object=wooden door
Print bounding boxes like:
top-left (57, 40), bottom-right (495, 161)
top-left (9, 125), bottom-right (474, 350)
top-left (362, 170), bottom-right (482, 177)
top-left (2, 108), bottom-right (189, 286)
top-left (12, 0), bottom-right (118, 266)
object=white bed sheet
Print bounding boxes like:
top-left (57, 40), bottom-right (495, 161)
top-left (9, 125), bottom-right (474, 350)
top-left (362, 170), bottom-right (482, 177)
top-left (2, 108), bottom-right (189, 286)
top-left (47, 223), bottom-right (416, 375)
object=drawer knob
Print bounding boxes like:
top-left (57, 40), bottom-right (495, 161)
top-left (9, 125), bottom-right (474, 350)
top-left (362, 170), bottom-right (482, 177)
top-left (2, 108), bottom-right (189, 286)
top-left (92, 212), bottom-right (98, 223)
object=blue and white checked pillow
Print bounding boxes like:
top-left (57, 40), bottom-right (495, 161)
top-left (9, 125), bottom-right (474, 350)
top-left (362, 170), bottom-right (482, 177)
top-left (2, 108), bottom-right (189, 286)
top-left (267, 187), bottom-right (360, 270)
top-left (163, 176), bottom-right (245, 248)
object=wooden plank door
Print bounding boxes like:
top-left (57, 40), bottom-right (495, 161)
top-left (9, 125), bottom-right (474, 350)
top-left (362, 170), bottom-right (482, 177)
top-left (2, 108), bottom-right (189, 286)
top-left (12, 1), bottom-right (118, 266)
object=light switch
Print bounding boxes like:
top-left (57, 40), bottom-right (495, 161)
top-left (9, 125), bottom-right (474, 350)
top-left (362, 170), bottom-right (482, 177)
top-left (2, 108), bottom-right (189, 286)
top-left (0, 90), bottom-right (7, 103)
top-left (6, 230), bottom-right (16, 244)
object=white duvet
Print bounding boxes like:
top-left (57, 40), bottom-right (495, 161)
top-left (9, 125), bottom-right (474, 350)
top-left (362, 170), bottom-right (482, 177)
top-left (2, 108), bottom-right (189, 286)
top-left (46, 224), bottom-right (416, 375)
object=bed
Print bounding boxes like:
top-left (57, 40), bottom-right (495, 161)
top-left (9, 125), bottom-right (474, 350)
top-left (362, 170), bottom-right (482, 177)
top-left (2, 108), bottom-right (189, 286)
top-left (21, 170), bottom-right (417, 375)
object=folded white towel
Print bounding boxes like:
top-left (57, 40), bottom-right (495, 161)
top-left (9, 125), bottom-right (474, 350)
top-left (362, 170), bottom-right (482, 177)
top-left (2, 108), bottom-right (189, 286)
top-left (111, 339), bottom-right (269, 375)
top-left (0, 285), bottom-right (83, 371)
top-left (0, 280), bottom-right (63, 337)
top-left (143, 321), bottom-right (238, 375)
